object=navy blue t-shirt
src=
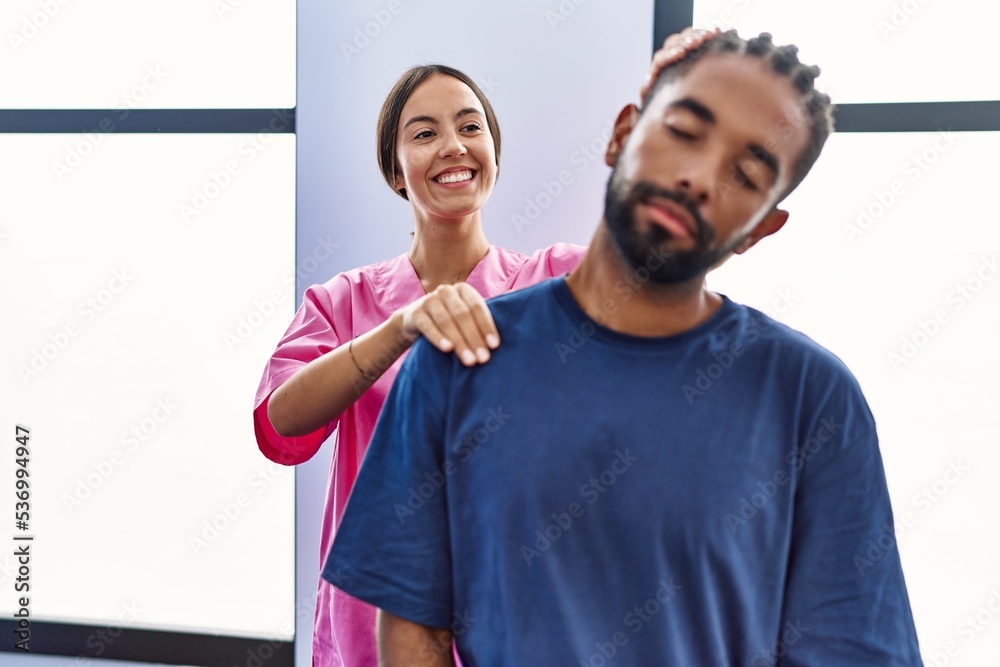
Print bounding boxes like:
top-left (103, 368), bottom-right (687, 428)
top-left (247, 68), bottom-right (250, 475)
top-left (324, 277), bottom-right (922, 666)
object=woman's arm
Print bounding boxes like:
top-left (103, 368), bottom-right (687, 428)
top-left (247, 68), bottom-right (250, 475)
top-left (378, 610), bottom-right (456, 667)
top-left (267, 282), bottom-right (498, 437)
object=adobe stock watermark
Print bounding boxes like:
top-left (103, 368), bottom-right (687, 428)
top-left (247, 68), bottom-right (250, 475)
top-left (748, 619), bottom-right (810, 666)
top-left (17, 268), bottom-right (135, 385)
top-left (922, 588), bottom-right (1000, 666)
top-left (223, 235), bottom-right (340, 353)
top-left (188, 459), bottom-right (290, 555)
top-left (513, 115), bottom-right (614, 235)
top-left (65, 600), bottom-right (144, 665)
top-left (339, 0), bottom-right (403, 63)
top-left (8, 0), bottom-right (73, 53)
top-left (393, 406), bottom-right (511, 523)
top-left (225, 289), bottom-right (287, 352)
top-left (681, 288), bottom-right (799, 404)
top-left (887, 255), bottom-right (998, 371)
top-left (213, 0), bottom-right (251, 21)
top-left (725, 416), bottom-right (843, 533)
top-left (407, 609), bottom-right (478, 664)
top-left (877, 0), bottom-right (933, 40)
top-left (697, 0), bottom-right (753, 33)
top-left (51, 65), bottom-right (170, 181)
top-left (579, 577), bottom-right (682, 667)
top-left (544, 0), bottom-right (592, 31)
top-left (520, 449), bottom-right (638, 566)
top-left (178, 109), bottom-right (293, 223)
top-left (854, 458), bottom-right (970, 575)
top-left (554, 245), bottom-right (673, 362)
top-left (61, 398), bottom-right (179, 514)
top-left (714, 102), bottom-right (814, 205)
top-left (0, 552), bottom-right (20, 589)
top-left (234, 594), bottom-right (316, 667)
top-left (680, 311), bottom-right (770, 405)
top-left (843, 130), bottom-right (955, 243)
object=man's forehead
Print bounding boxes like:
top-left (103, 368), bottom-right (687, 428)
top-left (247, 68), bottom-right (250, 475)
top-left (662, 53), bottom-right (801, 110)
top-left (652, 53), bottom-right (810, 165)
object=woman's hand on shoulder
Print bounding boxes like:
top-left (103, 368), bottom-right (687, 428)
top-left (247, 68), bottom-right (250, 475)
top-left (641, 27), bottom-right (721, 100)
top-left (400, 283), bottom-right (500, 367)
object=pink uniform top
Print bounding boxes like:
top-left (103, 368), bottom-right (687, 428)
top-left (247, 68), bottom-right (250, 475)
top-left (253, 243), bottom-right (586, 667)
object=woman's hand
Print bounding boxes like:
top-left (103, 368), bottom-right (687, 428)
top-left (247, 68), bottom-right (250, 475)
top-left (400, 283), bottom-right (500, 366)
top-left (641, 27), bottom-right (721, 100)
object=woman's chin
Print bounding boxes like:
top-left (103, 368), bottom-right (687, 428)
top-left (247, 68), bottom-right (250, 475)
top-left (415, 196), bottom-right (490, 222)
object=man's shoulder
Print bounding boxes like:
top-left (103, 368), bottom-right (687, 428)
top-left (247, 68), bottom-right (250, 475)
top-left (728, 300), bottom-right (860, 384)
top-left (486, 277), bottom-right (563, 318)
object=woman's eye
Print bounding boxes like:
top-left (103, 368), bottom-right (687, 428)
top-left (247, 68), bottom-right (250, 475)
top-left (461, 122), bottom-right (483, 132)
top-left (414, 130), bottom-right (434, 140)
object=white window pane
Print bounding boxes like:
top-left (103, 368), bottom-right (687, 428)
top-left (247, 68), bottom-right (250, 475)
top-left (0, 133), bottom-right (295, 639)
top-left (694, 0), bottom-right (1000, 104)
top-left (0, 0), bottom-right (294, 109)
top-left (708, 131), bottom-right (1000, 663)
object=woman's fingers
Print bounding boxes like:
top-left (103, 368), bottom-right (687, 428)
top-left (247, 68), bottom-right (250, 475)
top-left (456, 283), bottom-right (501, 350)
top-left (412, 284), bottom-right (500, 367)
top-left (409, 305), bottom-right (454, 353)
top-left (641, 27), bottom-right (721, 99)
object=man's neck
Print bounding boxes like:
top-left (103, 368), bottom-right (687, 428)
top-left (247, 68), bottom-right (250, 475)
top-left (564, 225), bottom-right (724, 338)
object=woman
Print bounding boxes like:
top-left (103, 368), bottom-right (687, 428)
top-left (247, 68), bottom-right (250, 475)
top-left (254, 28), bottom-right (716, 667)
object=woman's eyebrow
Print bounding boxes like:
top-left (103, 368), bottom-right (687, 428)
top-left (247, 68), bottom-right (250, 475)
top-left (403, 108), bottom-right (481, 131)
top-left (402, 114), bottom-right (437, 130)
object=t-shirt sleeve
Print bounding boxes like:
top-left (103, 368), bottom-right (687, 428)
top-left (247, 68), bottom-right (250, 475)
top-left (321, 338), bottom-right (454, 629)
top-left (253, 281), bottom-right (347, 465)
top-left (779, 374), bottom-right (923, 665)
top-left (507, 242), bottom-right (586, 290)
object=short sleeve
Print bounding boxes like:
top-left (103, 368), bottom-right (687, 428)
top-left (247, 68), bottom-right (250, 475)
top-left (507, 242), bottom-right (586, 290)
top-left (778, 383), bottom-right (922, 665)
top-left (322, 338), bottom-right (455, 629)
top-left (253, 281), bottom-right (348, 465)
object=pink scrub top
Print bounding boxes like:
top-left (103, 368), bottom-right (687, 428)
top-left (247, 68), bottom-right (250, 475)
top-left (253, 243), bottom-right (585, 667)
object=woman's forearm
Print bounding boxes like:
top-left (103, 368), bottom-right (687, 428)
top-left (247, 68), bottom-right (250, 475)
top-left (378, 610), bottom-right (455, 667)
top-left (267, 311), bottom-right (415, 437)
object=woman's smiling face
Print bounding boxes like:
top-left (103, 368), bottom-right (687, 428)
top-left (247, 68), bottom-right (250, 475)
top-left (394, 73), bottom-right (498, 223)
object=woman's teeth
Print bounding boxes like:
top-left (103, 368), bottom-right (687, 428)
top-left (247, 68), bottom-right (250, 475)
top-left (436, 170), bottom-right (473, 184)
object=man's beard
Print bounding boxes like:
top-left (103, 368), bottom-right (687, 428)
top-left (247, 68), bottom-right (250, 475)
top-left (603, 169), bottom-right (748, 285)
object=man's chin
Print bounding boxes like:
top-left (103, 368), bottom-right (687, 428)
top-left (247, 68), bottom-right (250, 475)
top-left (622, 250), bottom-right (711, 286)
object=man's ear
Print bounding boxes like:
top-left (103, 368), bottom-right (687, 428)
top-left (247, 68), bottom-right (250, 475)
top-left (734, 208), bottom-right (789, 254)
top-left (604, 104), bottom-right (640, 168)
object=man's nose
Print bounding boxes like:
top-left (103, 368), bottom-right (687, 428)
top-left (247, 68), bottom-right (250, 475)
top-left (672, 158), bottom-right (715, 204)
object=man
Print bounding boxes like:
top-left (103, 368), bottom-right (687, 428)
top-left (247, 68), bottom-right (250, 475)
top-left (324, 30), bottom-right (923, 666)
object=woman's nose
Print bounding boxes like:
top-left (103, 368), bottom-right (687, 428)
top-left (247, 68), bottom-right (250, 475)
top-left (438, 131), bottom-right (467, 158)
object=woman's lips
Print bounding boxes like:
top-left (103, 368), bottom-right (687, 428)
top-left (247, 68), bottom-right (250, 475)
top-left (433, 169), bottom-right (476, 187)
